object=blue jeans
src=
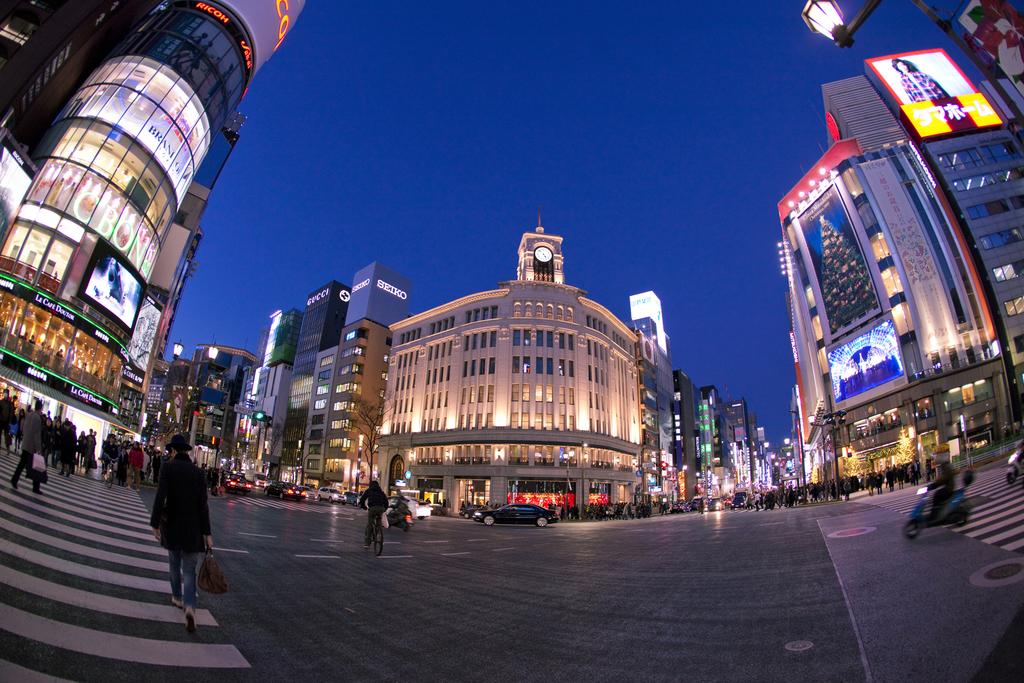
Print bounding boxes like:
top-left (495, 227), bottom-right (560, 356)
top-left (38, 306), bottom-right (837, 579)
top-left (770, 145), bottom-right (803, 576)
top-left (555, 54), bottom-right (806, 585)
top-left (167, 549), bottom-right (202, 609)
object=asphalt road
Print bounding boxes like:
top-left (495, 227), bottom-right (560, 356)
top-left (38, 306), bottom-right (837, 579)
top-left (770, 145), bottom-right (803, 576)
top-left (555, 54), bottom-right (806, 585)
top-left (2, 450), bottom-right (1024, 682)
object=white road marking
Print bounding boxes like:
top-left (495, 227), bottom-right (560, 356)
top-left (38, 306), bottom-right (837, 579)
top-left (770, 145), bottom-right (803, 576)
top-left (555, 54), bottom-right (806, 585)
top-left (0, 500), bottom-right (163, 555)
top-left (214, 548), bottom-right (249, 554)
top-left (237, 532), bottom-right (276, 538)
top-left (0, 564), bottom-right (217, 626)
top-left (294, 554), bottom-right (340, 559)
top-left (0, 517), bottom-right (167, 572)
top-left (466, 538), bottom-right (487, 542)
top-left (309, 538), bottom-right (343, 542)
top-left (377, 555), bottom-right (413, 559)
top-left (0, 602), bottom-right (250, 668)
top-left (421, 540), bottom-right (450, 544)
top-left (491, 547), bottom-right (515, 552)
top-left (441, 552), bottom-right (470, 556)
top-left (0, 539), bottom-right (169, 593)
top-left (344, 607), bottom-right (356, 614)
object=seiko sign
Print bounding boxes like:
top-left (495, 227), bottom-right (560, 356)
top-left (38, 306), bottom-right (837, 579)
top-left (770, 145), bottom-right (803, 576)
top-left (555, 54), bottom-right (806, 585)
top-left (376, 279), bottom-right (407, 300)
top-left (351, 278), bottom-right (371, 294)
top-left (306, 288), bottom-right (330, 307)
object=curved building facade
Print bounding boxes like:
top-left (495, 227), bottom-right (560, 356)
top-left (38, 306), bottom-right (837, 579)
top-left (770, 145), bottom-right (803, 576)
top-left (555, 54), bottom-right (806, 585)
top-left (0, 1), bottom-right (302, 430)
top-left (781, 139), bottom-right (1009, 479)
top-left (380, 226), bottom-right (642, 510)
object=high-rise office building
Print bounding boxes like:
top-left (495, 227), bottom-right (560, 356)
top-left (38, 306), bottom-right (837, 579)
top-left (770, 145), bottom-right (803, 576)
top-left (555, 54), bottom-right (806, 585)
top-left (281, 281), bottom-right (349, 478)
top-left (630, 290), bottom-right (675, 499)
top-left (305, 262), bottom-right (411, 489)
top-left (671, 368), bottom-right (697, 499)
top-left (0, 1), bottom-right (305, 439)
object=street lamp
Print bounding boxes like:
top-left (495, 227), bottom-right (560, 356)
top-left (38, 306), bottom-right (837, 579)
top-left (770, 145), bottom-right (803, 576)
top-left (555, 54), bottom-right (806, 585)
top-left (172, 341), bottom-right (184, 360)
top-left (801, 0), bottom-right (882, 48)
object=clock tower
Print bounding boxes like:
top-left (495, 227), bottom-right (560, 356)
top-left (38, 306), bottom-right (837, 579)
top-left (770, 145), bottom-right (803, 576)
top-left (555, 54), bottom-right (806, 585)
top-left (516, 219), bottom-right (565, 284)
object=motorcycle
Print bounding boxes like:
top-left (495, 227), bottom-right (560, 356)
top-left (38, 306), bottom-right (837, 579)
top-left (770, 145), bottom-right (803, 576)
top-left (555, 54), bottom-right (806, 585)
top-left (386, 505), bottom-right (414, 532)
top-left (1008, 448), bottom-right (1021, 485)
top-left (904, 469), bottom-right (974, 539)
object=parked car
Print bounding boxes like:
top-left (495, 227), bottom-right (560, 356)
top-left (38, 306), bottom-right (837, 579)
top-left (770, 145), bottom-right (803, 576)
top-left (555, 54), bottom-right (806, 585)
top-left (669, 501), bottom-right (688, 513)
top-left (224, 476), bottom-right (253, 495)
top-left (344, 491), bottom-right (359, 506)
top-left (298, 486), bottom-right (317, 501)
top-left (473, 504), bottom-right (558, 527)
top-left (730, 492), bottom-right (748, 510)
top-left (317, 487), bottom-right (343, 503)
top-left (460, 503), bottom-right (490, 519)
top-left (264, 481), bottom-right (285, 497)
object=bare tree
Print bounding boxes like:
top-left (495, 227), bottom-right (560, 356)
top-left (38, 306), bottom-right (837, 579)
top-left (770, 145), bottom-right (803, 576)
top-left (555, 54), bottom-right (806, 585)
top-left (351, 394), bottom-right (390, 490)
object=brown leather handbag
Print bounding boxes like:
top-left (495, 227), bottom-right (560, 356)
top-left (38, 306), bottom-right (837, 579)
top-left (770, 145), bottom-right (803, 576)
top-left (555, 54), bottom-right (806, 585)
top-left (197, 550), bottom-right (228, 594)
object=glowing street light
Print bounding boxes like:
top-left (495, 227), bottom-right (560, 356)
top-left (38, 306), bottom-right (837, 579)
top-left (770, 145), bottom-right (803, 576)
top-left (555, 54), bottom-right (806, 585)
top-left (800, 0), bottom-right (881, 48)
top-left (172, 341), bottom-right (184, 359)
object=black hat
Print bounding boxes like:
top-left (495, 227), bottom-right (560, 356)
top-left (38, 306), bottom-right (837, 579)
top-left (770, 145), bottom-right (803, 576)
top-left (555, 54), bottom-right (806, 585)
top-left (166, 434), bottom-right (192, 452)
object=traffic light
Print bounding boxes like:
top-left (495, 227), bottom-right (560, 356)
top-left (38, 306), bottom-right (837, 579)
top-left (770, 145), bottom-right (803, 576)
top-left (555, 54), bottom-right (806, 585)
top-left (253, 411), bottom-right (268, 423)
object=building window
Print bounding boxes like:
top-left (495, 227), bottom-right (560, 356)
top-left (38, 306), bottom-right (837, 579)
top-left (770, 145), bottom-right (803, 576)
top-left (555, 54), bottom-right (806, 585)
top-left (981, 227), bottom-right (1024, 250)
top-left (314, 399), bottom-right (327, 410)
top-left (952, 166), bottom-right (1024, 192)
top-left (0, 13), bottom-right (39, 45)
top-left (1005, 296), bottom-right (1024, 316)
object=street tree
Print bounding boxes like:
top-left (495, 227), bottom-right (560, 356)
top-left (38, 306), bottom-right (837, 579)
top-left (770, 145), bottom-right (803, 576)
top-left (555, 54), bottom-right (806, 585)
top-left (351, 394), bottom-right (390, 491)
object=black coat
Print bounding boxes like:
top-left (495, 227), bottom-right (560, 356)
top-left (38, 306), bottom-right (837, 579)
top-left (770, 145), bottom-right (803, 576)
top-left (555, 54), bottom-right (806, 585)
top-left (150, 452), bottom-right (211, 553)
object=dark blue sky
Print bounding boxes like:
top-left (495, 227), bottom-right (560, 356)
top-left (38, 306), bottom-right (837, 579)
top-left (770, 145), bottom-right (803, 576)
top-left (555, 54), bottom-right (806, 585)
top-left (172, 1), bottom-right (970, 440)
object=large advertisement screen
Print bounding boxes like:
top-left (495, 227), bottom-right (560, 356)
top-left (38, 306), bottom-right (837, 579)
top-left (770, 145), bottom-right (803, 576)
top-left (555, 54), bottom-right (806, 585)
top-left (127, 296), bottom-right (161, 369)
top-left (866, 49), bottom-right (1002, 138)
top-left (828, 319), bottom-right (905, 403)
top-left (79, 243), bottom-right (143, 330)
top-left (960, 1), bottom-right (1024, 100)
top-left (799, 187), bottom-right (877, 334)
top-left (0, 143), bottom-right (31, 236)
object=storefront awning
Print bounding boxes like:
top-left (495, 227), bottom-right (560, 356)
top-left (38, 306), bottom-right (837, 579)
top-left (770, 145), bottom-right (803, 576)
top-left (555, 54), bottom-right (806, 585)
top-left (0, 364), bottom-right (133, 432)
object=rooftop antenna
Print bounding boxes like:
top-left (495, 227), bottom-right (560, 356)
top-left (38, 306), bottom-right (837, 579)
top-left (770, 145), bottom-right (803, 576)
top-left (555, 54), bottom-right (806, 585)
top-left (536, 206), bottom-right (543, 233)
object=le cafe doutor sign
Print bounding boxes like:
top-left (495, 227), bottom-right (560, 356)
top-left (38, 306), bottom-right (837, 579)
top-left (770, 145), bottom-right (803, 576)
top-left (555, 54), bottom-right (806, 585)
top-left (0, 276), bottom-right (144, 388)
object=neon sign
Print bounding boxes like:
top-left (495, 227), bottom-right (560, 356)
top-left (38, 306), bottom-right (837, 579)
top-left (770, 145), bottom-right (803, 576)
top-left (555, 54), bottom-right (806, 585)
top-left (275, 0), bottom-right (292, 50)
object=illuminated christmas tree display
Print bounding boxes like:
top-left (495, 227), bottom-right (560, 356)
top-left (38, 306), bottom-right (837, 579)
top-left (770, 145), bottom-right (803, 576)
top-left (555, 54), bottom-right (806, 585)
top-left (801, 188), bottom-right (877, 333)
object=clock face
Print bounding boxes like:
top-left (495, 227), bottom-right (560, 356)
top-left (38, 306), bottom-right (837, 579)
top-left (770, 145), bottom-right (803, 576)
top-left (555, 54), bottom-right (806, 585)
top-left (534, 246), bottom-right (553, 263)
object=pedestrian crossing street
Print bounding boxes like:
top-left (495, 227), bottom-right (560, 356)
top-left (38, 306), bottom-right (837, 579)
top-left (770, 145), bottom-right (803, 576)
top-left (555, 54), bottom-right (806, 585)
top-left (0, 448), bottom-right (250, 679)
top-left (214, 492), bottom-right (355, 516)
top-left (859, 465), bottom-right (1024, 552)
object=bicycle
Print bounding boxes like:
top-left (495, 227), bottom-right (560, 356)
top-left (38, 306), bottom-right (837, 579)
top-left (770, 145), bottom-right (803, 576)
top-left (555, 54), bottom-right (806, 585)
top-left (102, 460), bottom-right (114, 489)
top-left (367, 511), bottom-right (384, 556)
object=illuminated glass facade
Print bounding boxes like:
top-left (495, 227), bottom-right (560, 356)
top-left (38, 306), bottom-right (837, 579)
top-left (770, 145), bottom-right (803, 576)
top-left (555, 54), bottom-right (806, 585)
top-left (0, 2), bottom-right (267, 425)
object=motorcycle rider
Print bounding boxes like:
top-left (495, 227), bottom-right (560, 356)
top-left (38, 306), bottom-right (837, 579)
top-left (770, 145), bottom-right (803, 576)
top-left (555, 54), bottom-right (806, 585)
top-left (927, 458), bottom-right (955, 522)
top-left (389, 495), bottom-right (413, 529)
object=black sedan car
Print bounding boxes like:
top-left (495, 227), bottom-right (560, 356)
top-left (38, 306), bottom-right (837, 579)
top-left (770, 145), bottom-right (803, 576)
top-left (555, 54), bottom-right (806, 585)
top-left (265, 481), bottom-right (304, 500)
top-left (473, 504), bottom-right (558, 527)
top-left (224, 476), bottom-right (253, 495)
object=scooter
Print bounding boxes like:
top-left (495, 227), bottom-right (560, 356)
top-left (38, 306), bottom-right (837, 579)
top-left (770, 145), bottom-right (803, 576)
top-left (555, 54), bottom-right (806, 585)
top-left (904, 469), bottom-right (974, 539)
top-left (386, 506), bottom-right (414, 532)
top-left (1008, 448), bottom-right (1021, 485)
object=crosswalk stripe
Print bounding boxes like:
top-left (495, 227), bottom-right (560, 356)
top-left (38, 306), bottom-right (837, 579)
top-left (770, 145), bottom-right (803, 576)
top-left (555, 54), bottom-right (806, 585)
top-left (0, 487), bottom-right (153, 540)
top-left (0, 657), bottom-right (74, 682)
top-left (0, 462), bottom-right (147, 516)
top-left (0, 564), bottom-right (217, 626)
top-left (0, 517), bottom-right (167, 572)
top-left (0, 602), bottom-right (250, 668)
top-left (960, 500), bottom-right (1024, 531)
top-left (968, 511), bottom-right (1024, 541)
top-left (0, 538), bottom-right (169, 593)
top-left (0, 449), bottom-right (252, 675)
top-left (0, 500), bottom-right (163, 555)
top-left (0, 477), bottom-right (151, 527)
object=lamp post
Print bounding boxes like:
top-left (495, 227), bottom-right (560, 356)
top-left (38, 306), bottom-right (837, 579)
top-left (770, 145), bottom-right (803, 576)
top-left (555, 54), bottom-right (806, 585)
top-left (818, 409), bottom-right (847, 501)
top-left (790, 408), bottom-right (808, 494)
top-left (172, 341), bottom-right (184, 360)
top-left (799, 0), bottom-right (1024, 124)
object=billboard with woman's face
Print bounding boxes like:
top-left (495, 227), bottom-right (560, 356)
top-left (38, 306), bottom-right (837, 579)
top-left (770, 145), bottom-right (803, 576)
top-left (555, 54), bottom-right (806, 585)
top-left (866, 49), bottom-right (1002, 138)
top-left (78, 243), bottom-right (143, 331)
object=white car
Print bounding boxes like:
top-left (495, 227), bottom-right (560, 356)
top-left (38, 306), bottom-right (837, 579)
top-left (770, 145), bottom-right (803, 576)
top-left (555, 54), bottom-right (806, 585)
top-left (317, 487), bottom-right (344, 503)
top-left (414, 500), bottom-right (432, 520)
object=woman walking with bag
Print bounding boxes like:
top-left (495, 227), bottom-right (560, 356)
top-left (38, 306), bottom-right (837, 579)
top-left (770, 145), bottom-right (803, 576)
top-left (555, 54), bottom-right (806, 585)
top-left (150, 434), bottom-right (213, 633)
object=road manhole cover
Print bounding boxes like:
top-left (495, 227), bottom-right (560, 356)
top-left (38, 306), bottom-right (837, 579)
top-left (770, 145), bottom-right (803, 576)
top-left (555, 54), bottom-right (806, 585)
top-left (985, 564), bottom-right (1022, 580)
top-left (785, 640), bottom-right (814, 653)
top-left (827, 527), bottom-right (876, 539)
top-left (970, 559), bottom-right (1024, 588)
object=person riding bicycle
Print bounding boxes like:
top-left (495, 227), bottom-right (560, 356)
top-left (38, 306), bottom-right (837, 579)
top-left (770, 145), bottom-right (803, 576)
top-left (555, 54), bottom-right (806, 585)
top-left (927, 459), bottom-right (955, 522)
top-left (358, 480), bottom-right (389, 549)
